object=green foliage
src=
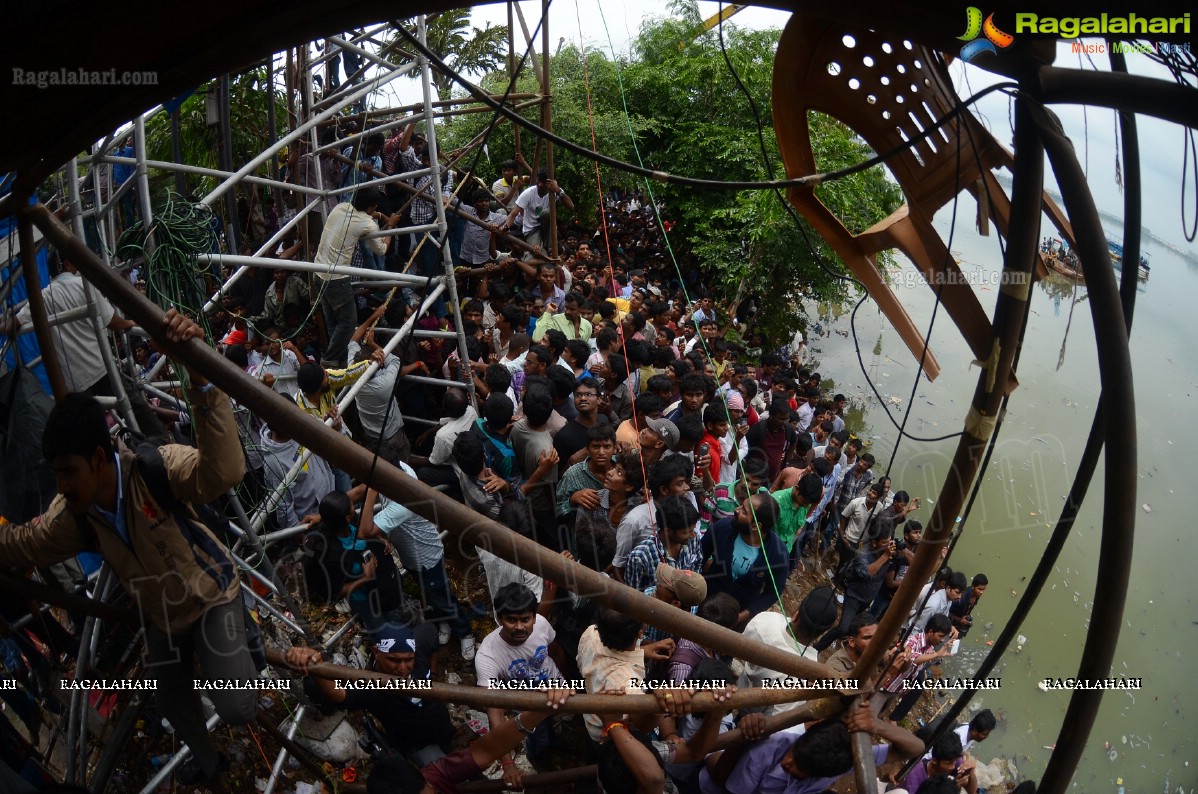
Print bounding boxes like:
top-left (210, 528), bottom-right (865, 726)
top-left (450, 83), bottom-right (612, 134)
top-left (144, 67), bottom-right (283, 196)
top-left (440, 0), bottom-right (901, 336)
top-left (393, 10), bottom-right (509, 102)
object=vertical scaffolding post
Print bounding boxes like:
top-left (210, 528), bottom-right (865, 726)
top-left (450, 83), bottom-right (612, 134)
top-left (541, 0), bottom-right (557, 258)
top-left (417, 15), bottom-right (475, 404)
top-left (68, 156), bottom-right (141, 433)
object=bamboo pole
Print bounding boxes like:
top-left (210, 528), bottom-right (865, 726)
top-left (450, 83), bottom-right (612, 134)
top-left (266, 647), bottom-right (850, 710)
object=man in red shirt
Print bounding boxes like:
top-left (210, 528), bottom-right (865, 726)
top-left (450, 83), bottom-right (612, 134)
top-left (700, 404), bottom-right (728, 485)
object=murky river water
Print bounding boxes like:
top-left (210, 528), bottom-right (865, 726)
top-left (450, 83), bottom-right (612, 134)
top-left (803, 202), bottom-right (1197, 793)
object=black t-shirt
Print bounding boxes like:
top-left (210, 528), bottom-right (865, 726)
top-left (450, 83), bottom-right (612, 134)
top-left (552, 415), bottom-right (610, 473)
top-left (340, 622), bottom-right (454, 751)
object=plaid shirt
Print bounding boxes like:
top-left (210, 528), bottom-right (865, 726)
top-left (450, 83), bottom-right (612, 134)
top-left (837, 465), bottom-right (874, 514)
top-left (410, 169), bottom-right (454, 226)
top-left (641, 585), bottom-right (698, 644)
top-left (623, 532), bottom-right (703, 594)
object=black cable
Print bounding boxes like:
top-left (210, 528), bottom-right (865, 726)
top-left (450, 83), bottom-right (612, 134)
top-left (395, 24), bottom-right (1017, 193)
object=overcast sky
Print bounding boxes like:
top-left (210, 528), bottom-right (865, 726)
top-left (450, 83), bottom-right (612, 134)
top-left (374, 0), bottom-right (1194, 250)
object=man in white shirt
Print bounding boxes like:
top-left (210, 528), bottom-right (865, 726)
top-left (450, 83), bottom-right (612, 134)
top-left (737, 586), bottom-right (838, 715)
top-left (313, 187), bottom-right (398, 367)
top-left (500, 169), bottom-right (574, 255)
top-left (413, 387), bottom-right (477, 500)
top-left (474, 583), bottom-right (562, 775)
top-left (2, 253), bottom-right (165, 436)
top-left (253, 326), bottom-right (303, 399)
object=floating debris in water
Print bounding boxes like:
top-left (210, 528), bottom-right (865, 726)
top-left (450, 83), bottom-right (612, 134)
top-left (1143, 503), bottom-right (1152, 513)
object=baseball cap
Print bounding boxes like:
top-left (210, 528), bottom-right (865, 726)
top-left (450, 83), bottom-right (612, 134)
top-left (646, 417), bottom-right (680, 450)
top-left (798, 585), bottom-right (839, 634)
top-left (373, 623), bottom-right (416, 654)
top-left (656, 564), bottom-right (708, 608)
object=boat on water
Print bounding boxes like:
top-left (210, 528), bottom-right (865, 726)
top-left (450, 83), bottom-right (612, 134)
top-left (1106, 238), bottom-right (1151, 280)
top-left (1040, 237), bottom-right (1150, 283)
top-left (1041, 237), bottom-right (1085, 281)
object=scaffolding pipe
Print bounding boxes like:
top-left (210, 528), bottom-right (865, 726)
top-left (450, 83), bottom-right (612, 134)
top-left (69, 155), bottom-right (140, 433)
top-left (266, 648), bottom-right (849, 708)
top-left (201, 196), bottom-right (323, 313)
top-left (104, 155), bottom-right (326, 198)
top-left (133, 115), bottom-right (156, 257)
top-left (197, 252), bottom-right (443, 285)
top-left (202, 61), bottom-right (417, 210)
top-left (136, 714), bottom-right (223, 794)
top-left (319, 614), bottom-right (361, 650)
top-left (262, 704), bottom-right (306, 794)
top-left (418, 13), bottom-right (476, 406)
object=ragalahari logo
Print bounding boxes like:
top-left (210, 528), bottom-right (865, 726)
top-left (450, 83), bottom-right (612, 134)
top-left (959, 7), bottom-right (1015, 61)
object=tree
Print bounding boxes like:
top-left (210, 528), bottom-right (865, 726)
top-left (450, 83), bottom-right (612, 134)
top-left (393, 11), bottom-right (509, 102)
top-left (440, 0), bottom-right (902, 338)
top-left (144, 66), bottom-right (282, 196)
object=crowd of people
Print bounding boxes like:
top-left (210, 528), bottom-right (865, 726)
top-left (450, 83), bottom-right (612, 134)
top-left (0, 116), bottom-right (1008, 794)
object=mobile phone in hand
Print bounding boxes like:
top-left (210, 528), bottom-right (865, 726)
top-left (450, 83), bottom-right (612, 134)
top-left (362, 550), bottom-right (374, 564)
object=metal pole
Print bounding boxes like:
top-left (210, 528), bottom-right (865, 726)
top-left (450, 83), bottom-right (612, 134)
top-left (202, 60), bottom-right (417, 211)
top-left (850, 96), bottom-right (1041, 684)
top-left (417, 15), bottom-right (475, 404)
top-left (198, 252), bottom-right (441, 285)
top-left (68, 155), bottom-right (140, 433)
top-left (541, 0), bottom-right (558, 258)
top-left (105, 155), bottom-right (326, 198)
top-left (132, 115), bottom-right (156, 256)
top-left (171, 109), bottom-right (186, 194)
top-left (17, 209), bottom-right (67, 399)
top-left (267, 57), bottom-right (278, 186)
top-left (136, 714), bottom-right (223, 794)
top-left (29, 203), bottom-right (850, 688)
top-left (262, 704), bottom-right (306, 794)
top-left (200, 196), bottom-right (322, 313)
top-left (218, 74), bottom-right (242, 255)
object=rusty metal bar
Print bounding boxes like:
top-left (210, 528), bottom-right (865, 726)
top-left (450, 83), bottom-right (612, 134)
top-left (266, 647), bottom-right (848, 709)
top-left (17, 209), bottom-right (67, 399)
top-left (851, 93), bottom-right (1041, 685)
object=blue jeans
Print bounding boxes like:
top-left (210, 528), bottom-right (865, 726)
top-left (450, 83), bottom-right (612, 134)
top-left (415, 232), bottom-right (447, 318)
top-left (418, 559), bottom-right (472, 639)
top-left (319, 277), bottom-right (356, 367)
top-left (525, 716), bottom-right (553, 763)
top-left (357, 239), bottom-right (386, 271)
